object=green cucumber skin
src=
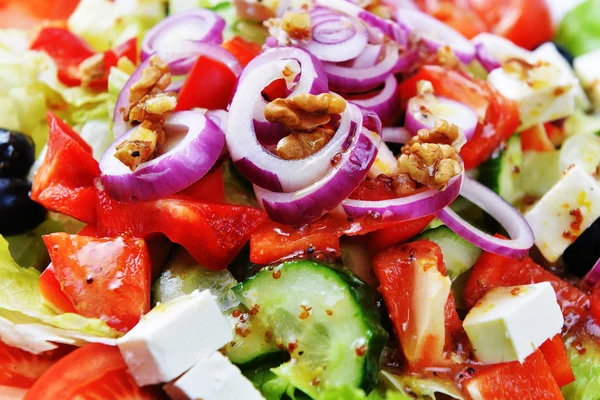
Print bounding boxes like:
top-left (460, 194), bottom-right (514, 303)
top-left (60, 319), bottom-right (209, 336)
top-left (233, 261), bottom-right (388, 396)
top-left (478, 135), bottom-right (523, 204)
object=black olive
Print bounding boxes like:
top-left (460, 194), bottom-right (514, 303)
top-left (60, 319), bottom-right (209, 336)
top-left (0, 129), bottom-right (35, 179)
top-left (0, 178), bottom-right (46, 236)
top-left (563, 217), bottom-right (600, 277)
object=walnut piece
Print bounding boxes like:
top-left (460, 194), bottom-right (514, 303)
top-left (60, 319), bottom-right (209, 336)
top-left (129, 92), bottom-right (178, 124)
top-left (129, 55), bottom-right (172, 113)
top-left (392, 173), bottom-right (418, 197)
top-left (404, 119), bottom-right (462, 150)
top-left (398, 143), bottom-right (462, 191)
top-left (79, 53), bottom-right (106, 88)
top-left (281, 12), bottom-right (312, 41)
top-left (114, 120), bottom-right (166, 171)
top-left (276, 127), bottom-right (335, 160)
top-left (265, 93), bottom-right (346, 132)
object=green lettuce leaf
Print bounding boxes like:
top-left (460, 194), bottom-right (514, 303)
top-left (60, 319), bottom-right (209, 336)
top-left (0, 236), bottom-right (119, 354)
top-left (380, 371), bottom-right (464, 400)
top-left (555, 0), bottom-right (600, 57)
top-left (5, 219), bottom-right (64, 271)
top-left (562, 335), bottom-right (600, 400)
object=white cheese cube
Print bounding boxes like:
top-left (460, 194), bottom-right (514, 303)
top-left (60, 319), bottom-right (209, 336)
top-left (533, 43), bottom-right (591, 110)
top-left (574, 49), bottom-right (600, 110)
top-left (164, 352), bottom-right (265, 400)
top-left (471, 33), bottom-right (532, 66)
top-left (488, 62), bottom-right (575, 131)
top-left (117, 290), bottom-right (233, 386)
top-left (463, 282), bottom-right (563, 364)
top-left (525, 165), bottom-right (600, 262)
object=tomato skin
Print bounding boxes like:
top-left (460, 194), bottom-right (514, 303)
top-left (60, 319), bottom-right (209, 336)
top-left (24, 344), bottom-right (163, 400)
top-left (96, 187), bottom-right (266, 270)
top-left (30, 27), bottom-right (95, 87)
top-left (521, 124), bottom-right (555, 152)
top-left (222, 36), bottom-right (262, 67)
top-left (590, 282), bottom-right (600, 325)
top-left (39, 263), bottom-right (77, 314)
top-left (399, 66), bottom-right (520, 169)
top-left (463, 350), bottom-right (563, 399)
top-left (367, 216), bottom-right (435, 255)
top-left (0, 341), bottom-right (71, 389)
top-left (175, 56), bottom-right (238, 111)
top-left (539, 334), bottom-right (576, 387)
top-left (31, 113), bottom-right (99, 224)
top-left (43, 233), bottom-right (152, 332)
top-left (176, 166), bottom-right (225, 203)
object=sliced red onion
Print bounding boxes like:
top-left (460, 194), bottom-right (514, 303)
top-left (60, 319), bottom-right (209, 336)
top-left (395, 9), bottom-right (475, 64)
top-left (392, 46), bottom-right (420, 73)
top-left (298, 12), bottom-right (368, 62)
top-left (324, 42), bottom-right (399, 92)
top-left (228, 48), bottom-right (358, 194)
top-left (315, 0), bottom-right (408, 45)
top-left (346, 75), bottom-right (401, 126)
top-left (474, 43), bottom-right (501, 73)
top-left (349, 44), bottom-right (384, 68)
top-left (382, 127), bottom-right (414, 143)
top-left (435, 177), bottom-right (534, 259)
top-left (255, 106), bottom-right (381, 224)
top-left (341, 172), bottom-right (463, 222)
top-left (405, 93), bottom-right (478, 140)
top-left (584, 257), bottom-right (600, 286)
top-left (205, 109), bottom-right (228, 131)
top-left (113, 46), bottom-right (242, 138)
top-left (141, 9), bottom-right (225, 60)
top-left (100, 111), bottom-right (224, 202)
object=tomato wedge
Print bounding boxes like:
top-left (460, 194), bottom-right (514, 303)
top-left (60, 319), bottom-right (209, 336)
top-left (175, 56), bottom-right (238, 111)
top-left (31, 113), bottom-right (100, 224)
top-left (520, 124), bottom-right (555, 152)
top-left (0, 341), bottom-right (71, 389)
top-left (539, 334), bottom-right (576, 387)
top-left (399, 66), bottom-right (520, 169)
top-left (24, 344), bottom-right (162, 400)
top-left (39, 263), bottom-right (76, 314)
top-left (43, 233), bottom-right (152, 332)
top-left (222, 36), bottom-right (262, 67)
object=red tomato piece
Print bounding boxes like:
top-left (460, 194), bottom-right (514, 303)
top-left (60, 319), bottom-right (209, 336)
top-left (590, 282), bottom-right (600, 325)
top-left (176, 166), bottom-right (225, 203)
top-left (7, 0), bottom-right (80, 21)
top-left (31, 113), bottom-right (100, 224)
top-left (24, 344), bottom-right (162, 400)
top-left (373, 240), bottom-right (464, 368)
top-left (539, 334), bottom-right (576, 387)
top-left (43, 233), bottom-right (152, 332)
top-left (464, 249), bottom-right (590, 323)
top-left (222, 36), bottom-right (262, 67)
top-left (366, 216), bottom-right (435, 255)
top-left (521, 124), bottom-right (555, 152)
top-left (39, 263), bottom-right (76, 314)
top-left (85, 38), bottom-right (138, 91)
top-left (96, 187), bottom-right (266, 270)
top-left (175, 56), bottom-right (238, 111)
top-left (30, 27), bottom-right (95, 87)
top-left (399, 66), bottom-right (520, 169)
top-left (0, 341), bottom-right (71, 389)
top-left (463, 350), bottom-right (563, 399)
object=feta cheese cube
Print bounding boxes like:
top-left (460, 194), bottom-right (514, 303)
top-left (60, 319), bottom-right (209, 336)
top-left (164, 352), bottom-right (265, 400)
top-left (488, 61), bottom-right (575, 131)
top-left (117, 290), bottom-right (233, 386)
top-left (471, 33), bottom-right (532, 66)
top-left (574, 49), bottom-right (600, 110)
top-left (525, 165), bottom-right (600, 262)
top-left (463, 282), bottom-right (563, 364)
top-left (533, 43), bottom-right (591, 110)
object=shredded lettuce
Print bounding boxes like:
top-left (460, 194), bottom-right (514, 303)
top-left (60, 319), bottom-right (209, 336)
top-left (0, 236), bottom-right (119, 354)
top-left (68, 0), bottom-right (166, 52)
top-left (5, 219), bottom-right (64, 271)
top-left (555, 0), bottom-right (600, 57)
top-left (380, 371), bottom-right (464, 400)
top-left (562, 335), bottom-right (600, 400)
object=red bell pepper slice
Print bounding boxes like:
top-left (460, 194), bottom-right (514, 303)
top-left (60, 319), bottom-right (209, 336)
top-left (521, 124), bottom-right (555, 152)
top-left (31, 113), bottom-right (100, 224)
top-left (175, 56), bottom-right (238, 111)
top-left (43, 233), bottom-right (152, 332)
top-left (222, 36), bottom-right (262, 67)
top-left (96, 186), bottom-right (266, 270)
top-left (399, 66), bottom-right (520, 169)
top-left (539, 334), bottom-right (576, 387)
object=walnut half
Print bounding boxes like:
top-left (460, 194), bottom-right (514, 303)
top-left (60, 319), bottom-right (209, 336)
top-left (398, 143), bottom-right (462, 191)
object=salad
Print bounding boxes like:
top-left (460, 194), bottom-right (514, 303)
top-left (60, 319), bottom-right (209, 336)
top-left (1, 0), bottom-right (600, 398)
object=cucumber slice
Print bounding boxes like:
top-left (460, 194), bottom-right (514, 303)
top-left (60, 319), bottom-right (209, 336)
top-left (559, 134), bottom-right (600, 175)
top-left (478, 135), bottom-right (524, 204)
top-left (414, 226), bottom-right (482, 281)
top-left (233, 261), bottom-right (388, 398)
top-left (520, 150), bottom-right (561, 198)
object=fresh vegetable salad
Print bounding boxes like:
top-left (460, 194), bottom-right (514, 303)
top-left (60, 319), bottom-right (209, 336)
top-left (1, 0), bottom-right (600, 399)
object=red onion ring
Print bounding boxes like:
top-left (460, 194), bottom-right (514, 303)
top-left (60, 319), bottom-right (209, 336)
top-left (141, 9), bottom-right (225, 61)
top-left (435, 177), bottom-right (534, 259)
top-left (299, 12), bottom-right (369, 63)
top-left (228, 48), bottom-right (360, 194)
top-left (392, 45), bottom-right (420, 73)
top-left (405, 93), bottom-right (478, 140)
top-left (382, 127), bottom-right (414, 143)
top-left (395, 9), bottom-right (475, 64)
top-left (346, 75), bottom-right (401, 126)
top-left (324, 42), bottom-right (399, 92)
top-left (254, 106), bottom-right (381, 225)
top-left (341, 172), bottom-right (463, 222)
top-left (100, 111), bottom-right (225, 202)
top-left (585, 257), bottom-right (600, 286)
top-left (474, 43), bottom-right (501, 73)
top-left (348, 44), bottom-right (384, 68)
